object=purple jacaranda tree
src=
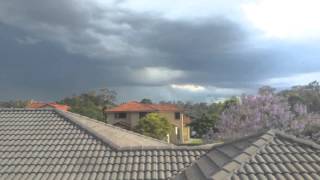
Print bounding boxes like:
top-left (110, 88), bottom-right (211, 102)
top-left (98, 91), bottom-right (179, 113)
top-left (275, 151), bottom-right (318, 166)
top-left (204, 87), bottom-right (314, 142)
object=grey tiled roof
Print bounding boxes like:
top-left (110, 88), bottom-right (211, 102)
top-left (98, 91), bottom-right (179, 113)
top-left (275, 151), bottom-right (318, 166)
top-left (0, 109), bottom-right (210, 180)
top-left (58, 110), bottom-right (174, 149)
top-left (173, 130), bottom-right (320, 180)
top-left (4, 109), bottom-right (320, 180)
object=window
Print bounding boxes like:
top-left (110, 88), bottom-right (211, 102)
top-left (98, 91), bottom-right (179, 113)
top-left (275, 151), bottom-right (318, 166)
top-left (139, 112), bottom-right (148, 119)
top-left (115, 113), bottom-right (127, 119)
top-left (175, 112), bottom-right (181, 120)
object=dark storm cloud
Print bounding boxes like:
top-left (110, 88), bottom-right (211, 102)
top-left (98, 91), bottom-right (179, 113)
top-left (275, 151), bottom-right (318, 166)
top-left (0, 25), bottom-right (111, 100)
top-left (124, 19), bottom-right (283, 87)
top-left (0, 0), bottom-right (90, 28)
top-left (0, 0), bottom-right (319, 101)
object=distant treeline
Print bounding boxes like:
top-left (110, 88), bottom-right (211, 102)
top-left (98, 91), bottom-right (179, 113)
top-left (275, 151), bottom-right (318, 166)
top-left (1, 81), bottom-right (320, 142)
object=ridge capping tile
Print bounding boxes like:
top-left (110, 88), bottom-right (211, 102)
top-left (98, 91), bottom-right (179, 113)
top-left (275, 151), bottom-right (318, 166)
top-left (207, 130), bottom-right (270, 150)
top-left (252, 139), bottom-right (268, 148)
top-left (222, 161), bottom-right (241, 173)
top-left (243, 146), bottom-right (259, 156)
top-left (233, 153), bottom-right (251, 164)
top-left (54, 109), bottom-right (213, 151)
top-left (210, 169), bottom-right (230, 180)
top-left (62, 110), bottom-right (166, 141)
top-left (275, 131), bottom-right (320, 149)
top-left (210, 130), bottom-right (276, 180)
top-left (54, 109), bottom-right (168, 149)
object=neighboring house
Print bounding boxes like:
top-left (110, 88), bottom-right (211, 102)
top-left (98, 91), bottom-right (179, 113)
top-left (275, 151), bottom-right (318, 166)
top-left (1, 109), bottom-right (320, 180)
top-left (27, 100), bottom-right (70, 111)
top-left (105, 101), bottom-right (191, 144)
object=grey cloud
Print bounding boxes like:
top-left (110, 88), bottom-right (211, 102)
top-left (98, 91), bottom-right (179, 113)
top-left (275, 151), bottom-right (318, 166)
top-left (0, 0), bottom-right (90, 28)
top-left (16, 36), bottom-right (42, 45)
top-left (0, 25), bottom-right (109, 100)
top-left (126, 19), bottom-right (279, 87)
top-left (0, 0), bottom-right (320, 101)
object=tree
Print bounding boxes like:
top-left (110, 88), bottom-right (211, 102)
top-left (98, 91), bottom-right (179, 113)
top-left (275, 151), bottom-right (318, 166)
top-left (189, 113), bottom-right (217, 138)
top-left (279, 81), bottom-right (320, 113)
top-left (134, 113), bottom-right (171, 140)
top-left (59, 88), bottom-right (116, 122)
top-left (140, 98), bottom-right (152, 104)
top-left (0, 100), bottom-right (28, 108)
top-left (299, 113), bottom-right (320, 143)
top-left (207, 88), bottom-right (309, 141)
top-left (220, 97), bottom-right (239, 110)
top-left (258, 86), bottom-right (276, 96)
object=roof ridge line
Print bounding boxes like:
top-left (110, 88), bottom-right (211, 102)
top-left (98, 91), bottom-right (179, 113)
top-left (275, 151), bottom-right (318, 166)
top-left (170, 130), bottom-right (273, 180)
top-left (54, 109), bottom-right (176, 147)
top-left (209, 130), bottom-right (276, 180)
top-left (55, 110), bottom-right (213, 150)
top-left (204, 130), bottom-right (270, 150)
top-left (274, 130), bottom-right (320, 149)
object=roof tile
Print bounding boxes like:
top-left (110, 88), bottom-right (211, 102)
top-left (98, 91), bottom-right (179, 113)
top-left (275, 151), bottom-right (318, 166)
top-left (211, 170), bottom-right (230, 180)
top-left (0, 109), bottom-right (208, 180)
top-left (106, 101), bottom-right (182, 112)
top-left (194, 161), bottom-right (216, 177)
top-left (223, 161), bottom-right (241, 173)
top-left (177, 130), bottom-right (320, 180)
top-left (310, 173), bottom-right (320, 179)
top-left (3, 109), bottom-right (320, 180)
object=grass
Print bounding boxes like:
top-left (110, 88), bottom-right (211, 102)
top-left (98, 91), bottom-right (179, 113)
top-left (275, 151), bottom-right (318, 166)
top-left (188, 138), bottom-right (204, 145)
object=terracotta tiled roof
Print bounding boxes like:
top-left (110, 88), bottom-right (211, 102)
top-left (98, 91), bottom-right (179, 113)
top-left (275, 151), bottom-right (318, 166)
top-left (149, 104), bottom-right (182, 112)
top-left (46, 103), bottom-right (70, 111)
top-left (106, 101), bottom-right (182, 112)
top-left (27, 101), bottom-right (70, 111)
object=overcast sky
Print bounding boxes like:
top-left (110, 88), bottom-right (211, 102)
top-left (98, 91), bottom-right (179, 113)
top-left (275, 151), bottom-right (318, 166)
top-left (0, 0), bottom-right (320, 102)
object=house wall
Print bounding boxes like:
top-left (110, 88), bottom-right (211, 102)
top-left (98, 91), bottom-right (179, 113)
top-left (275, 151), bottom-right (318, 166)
top-left (107, 112), bottom-right (126, 125)
top-left (158, 112), bottom-right (184, 144)
top-left (183, 126), bottom-right (190, 142)
top-left (107, 112), bottom-right (142, 129)
top-left (107, 111), bottom-right (190, 144)
top-left (129, 112), bottom-right (140, 128)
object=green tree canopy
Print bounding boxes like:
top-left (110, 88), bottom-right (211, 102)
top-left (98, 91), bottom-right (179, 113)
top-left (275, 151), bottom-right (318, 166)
top-left (279, 81), bottom-right (320, 113)
top-left (134, 113), bottom-right (171, 140)
top-left (140, 98), bottom-right (152, 104)
top-left (59, 88), bottom-right (116, 121)
top-left (189, 113), bottom-right (217, 138)
top-left (0, 100), bottom-right (28, 108)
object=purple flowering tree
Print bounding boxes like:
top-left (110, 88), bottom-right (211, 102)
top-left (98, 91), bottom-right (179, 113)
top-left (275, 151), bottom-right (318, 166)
top-left (204, 87), bottom-right (313, 142)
